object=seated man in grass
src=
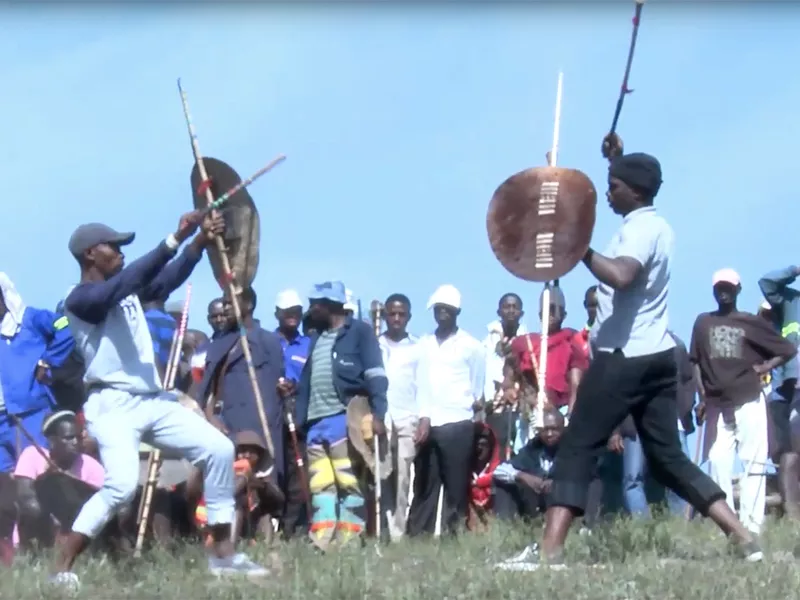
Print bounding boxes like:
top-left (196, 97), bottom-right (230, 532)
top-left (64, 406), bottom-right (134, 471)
top-left (192, 430), bottom-right (284, 547)
top-left (492, 407), bottom-right (563, 521)
top-left (14, 411), bottom-right (105, 550)
top-left (493, 407), bottom-right (605, 527)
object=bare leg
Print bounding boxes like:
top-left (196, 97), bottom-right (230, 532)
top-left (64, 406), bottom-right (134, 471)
top-left (779, 453), bottom-right (800, 519)
top-left (53, 532), bottom-right (90, 573)
top-left (706, 499), bottom-right (756, 543)
top-left (208, 524), bottom-right (235, 558)
top-left (540, 506), bottom-right (577, 559)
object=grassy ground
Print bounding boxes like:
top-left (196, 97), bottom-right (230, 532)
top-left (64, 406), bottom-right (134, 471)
top-left (6, 515), bottom-right (800, 599)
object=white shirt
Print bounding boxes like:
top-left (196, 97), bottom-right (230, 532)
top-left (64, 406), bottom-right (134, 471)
top-left (416, 328), bottom-right (485, 427)
top-left (592, 206), bottom-right (676, 358)
top-left (482, 320), bottom-right (528, 402)
top-left (379, 333), bottom-right (419, 423)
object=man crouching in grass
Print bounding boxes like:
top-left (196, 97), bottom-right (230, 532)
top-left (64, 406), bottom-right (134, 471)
top-left (492, 407), bottom-right (563, 520)
top-left (491, 407), bottom-right (604, 526)
top-left (192, 431), bottom-right (285, 548)
top-left (14, 411), bottom-right (105, 550)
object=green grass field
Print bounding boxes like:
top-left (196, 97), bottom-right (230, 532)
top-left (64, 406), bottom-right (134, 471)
top-left (5, 516), bottom-right (800, 599)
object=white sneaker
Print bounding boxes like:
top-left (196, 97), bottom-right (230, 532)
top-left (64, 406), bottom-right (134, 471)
top-left (494, 544), bottom-right (567, 572)
top-left (208, 553), bottom-right (270, 578)
top-left (49, 571), bottom-right (80, 592)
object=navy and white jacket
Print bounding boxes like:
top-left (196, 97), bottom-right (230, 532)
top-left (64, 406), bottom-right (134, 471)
top-left (295, 315), bottom-right (388, 428)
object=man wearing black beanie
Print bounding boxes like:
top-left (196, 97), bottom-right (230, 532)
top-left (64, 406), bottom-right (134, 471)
top-left (497, 134), bottom-right (764, 571)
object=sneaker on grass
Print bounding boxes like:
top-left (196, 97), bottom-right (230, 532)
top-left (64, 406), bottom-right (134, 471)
top-left (49, 571), bottom-right (80, 592)
top-left (208, 553), bottom-right (270, 578)
top-left (494, 544), bottom-right (567, 572)
top-left (735, 539), bottom-right (764, 563)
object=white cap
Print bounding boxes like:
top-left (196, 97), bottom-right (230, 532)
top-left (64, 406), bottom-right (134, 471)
top-left (427, 284), bottom-right (461, 310)
top-left (344, 288), bottom-right (358, 313)
top-left (759, 300), bottom-right (772, 311)
top-left (712, 268), bottom-right (741, 287)
top-left (275, 289), bottom-right (303, 310)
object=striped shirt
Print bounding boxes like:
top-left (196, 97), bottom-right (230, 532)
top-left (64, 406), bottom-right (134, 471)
top-left (308, 329), bottom-right (343, 421)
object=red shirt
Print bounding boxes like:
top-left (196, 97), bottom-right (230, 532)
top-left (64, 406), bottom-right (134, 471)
top-left (510, 328), bottom-right (589, 408)
top-left (573, 326), bottom-right (591, 364)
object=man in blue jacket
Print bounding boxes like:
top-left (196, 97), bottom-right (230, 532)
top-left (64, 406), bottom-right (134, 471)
top-left (196, 287), bottom-right (286, 487)
top-left (758, 265), bottom-right (800, 518)
top-left (295, 281), bottom-right (388, 551)
top-left (0, 272), bottom-right (75, 564)
top-left (0, 272), bottom-right (75, 469)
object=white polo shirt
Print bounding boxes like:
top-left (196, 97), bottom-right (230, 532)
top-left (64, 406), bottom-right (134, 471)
top-left (415, 329), bottom-right (485, 427)
top-left (591, 206), bottom-right (676, 358)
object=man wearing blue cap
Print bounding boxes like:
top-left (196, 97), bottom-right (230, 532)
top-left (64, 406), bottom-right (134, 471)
top-left (51, 212), bottom-right (269, 588)
top-left (294, 281), bottom-right (388, 551)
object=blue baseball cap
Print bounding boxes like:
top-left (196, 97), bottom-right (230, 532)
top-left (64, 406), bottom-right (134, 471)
top-left (68, 223), bottom-right (135, 258)
top-left (308, 281), bottom-right (347, 305)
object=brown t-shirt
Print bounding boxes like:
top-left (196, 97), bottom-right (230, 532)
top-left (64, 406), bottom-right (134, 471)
top-left (689, 311), bottom-right (796, 406)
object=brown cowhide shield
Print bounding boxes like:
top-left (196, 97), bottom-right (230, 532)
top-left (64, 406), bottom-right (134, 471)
top-left (190, 157), bottom-right (260, 292)
top-left (487, 166), bottom-right (597, 282)
top-left (34, 471), bottom-right (98, 529)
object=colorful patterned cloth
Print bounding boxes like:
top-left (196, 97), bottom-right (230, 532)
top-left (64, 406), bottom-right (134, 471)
top-left (306, 412), bottom-right (365, 551)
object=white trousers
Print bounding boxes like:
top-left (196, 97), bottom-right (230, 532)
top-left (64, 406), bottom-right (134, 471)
top-left (72, 389), bottom-right (235, 538)
top-left (387, 415), bottom-right (418, 538)
top-left (708, 392), bottom-right (768, 535)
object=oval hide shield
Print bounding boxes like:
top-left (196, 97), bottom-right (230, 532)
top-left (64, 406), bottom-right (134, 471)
top-left (190, 157), bottom-right (260, 292)
top-left (487, 166), bottom-right (597, 282)
top-left (346, 395), bottom-right (393, 479)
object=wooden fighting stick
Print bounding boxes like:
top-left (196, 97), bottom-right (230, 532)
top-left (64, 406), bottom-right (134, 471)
top-left (136, 302), bottom-right (183, 529)
top-left (12, 416), bottom-right (70, 476)
top-left (177, 79), bottom-right (281, 458)
top-left (370, 300), bottom-right (383, 543)
top-left (603, 0), bottom-right (646, 159)
top-left (280, 381), bottom-right (312, 518)
top-left (134, 283), bottom-right (192, 557)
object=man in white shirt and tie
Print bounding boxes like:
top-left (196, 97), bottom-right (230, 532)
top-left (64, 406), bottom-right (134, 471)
top-left (407, 284), bottom-right (485, 537)
top-left (378, 293), bottom-right (418, 539)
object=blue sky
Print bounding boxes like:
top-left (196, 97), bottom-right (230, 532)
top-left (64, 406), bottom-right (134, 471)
top-left (2, 3), bottom-right (799, 349)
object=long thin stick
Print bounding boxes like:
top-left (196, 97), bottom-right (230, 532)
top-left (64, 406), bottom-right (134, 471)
top-left (524, 334), bottom-right (544, 439)
top-left (535, 72), bottom-right (563, 432)
top-left (12, 416), bottom-right (68, 475)
top-left (549, 72), bottom-right (564, 168)
top-left (135, 324), bottom-right (181, 526)
top-left (280, 378), bottom-right (312, 518)
top-left (609, 0), bottom-right (645, 135)
top-left (373, 434), bottom-right (382, 543)
top-left (134, 284), bottom-right (192, 557)
top-left (177, 78), bottom-right (276, 458)
top-left (685, 422), bottom-right (704, 520)
top-left (370, 301), bottom-right (383, 545)
top-left (202, 155), bottom-right (286, 216)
